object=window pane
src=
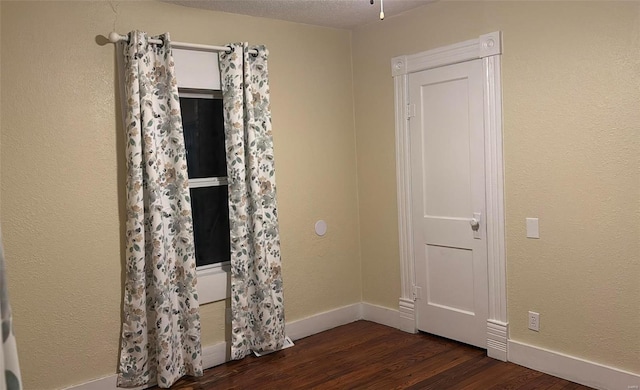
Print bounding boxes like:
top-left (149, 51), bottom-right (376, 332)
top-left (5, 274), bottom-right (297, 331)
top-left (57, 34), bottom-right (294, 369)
top-left (180, 97), bottom-right (227, 178)
top-left (190, 186), bottom-right (230, 266)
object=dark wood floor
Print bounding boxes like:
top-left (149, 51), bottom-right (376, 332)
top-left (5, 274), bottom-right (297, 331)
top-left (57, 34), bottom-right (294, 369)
top-left (161, 321), bottom-right (592, 389)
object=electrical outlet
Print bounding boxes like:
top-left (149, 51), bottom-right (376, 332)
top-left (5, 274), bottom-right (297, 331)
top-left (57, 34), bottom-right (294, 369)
top-left (528, 311), bottom-right (540, 332)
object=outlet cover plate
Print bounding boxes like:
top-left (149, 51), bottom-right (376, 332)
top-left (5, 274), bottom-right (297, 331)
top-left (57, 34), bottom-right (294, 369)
top-left (526, 218), bottom-right (539, 239)
top-left (528, 311), bottom-right (540, 332)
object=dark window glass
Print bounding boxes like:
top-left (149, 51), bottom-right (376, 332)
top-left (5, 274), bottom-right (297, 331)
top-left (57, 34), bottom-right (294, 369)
top-left (180, 94), bottom-right (230, 267)
top-left (180, 97), bottom-right (227, 178)
top-left (190, 186), bottom-right (231, 266)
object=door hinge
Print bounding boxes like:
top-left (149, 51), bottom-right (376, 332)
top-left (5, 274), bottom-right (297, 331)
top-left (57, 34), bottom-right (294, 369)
top-left (406, 104), bottom-right (416, 120)
top-left (412, 285), bottom-right (422, 301)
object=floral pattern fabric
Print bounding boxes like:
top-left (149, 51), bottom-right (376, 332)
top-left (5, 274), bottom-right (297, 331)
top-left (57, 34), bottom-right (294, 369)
top-left (117, 31), bottom-right (202, 388)
top-left (0, 227), bottom-right (22, 390)
top-left (219, 43), bottom-right (286, 359)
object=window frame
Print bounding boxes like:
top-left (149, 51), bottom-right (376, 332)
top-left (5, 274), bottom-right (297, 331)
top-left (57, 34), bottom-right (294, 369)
top-left (179, 87), bottom-right (230, 304)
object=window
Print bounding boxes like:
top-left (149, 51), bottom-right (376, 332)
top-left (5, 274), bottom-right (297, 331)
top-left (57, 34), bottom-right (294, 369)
top-left (180, 90), bottom-right (230, 268)
top-left (174, 48), bottom-right (229, 304)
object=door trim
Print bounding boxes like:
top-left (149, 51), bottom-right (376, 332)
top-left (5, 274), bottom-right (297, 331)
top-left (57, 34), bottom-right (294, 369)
top-left (391, 32), bottom-right (508, 361)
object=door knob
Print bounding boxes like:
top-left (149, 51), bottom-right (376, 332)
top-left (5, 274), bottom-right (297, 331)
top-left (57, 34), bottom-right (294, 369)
top-left (470, 212), bottom-right (481, 239)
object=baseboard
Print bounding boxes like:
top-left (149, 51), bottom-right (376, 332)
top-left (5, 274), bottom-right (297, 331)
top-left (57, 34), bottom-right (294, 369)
top-left (62, 375), bottom-right (122, 390)
top-left (74, 305), bottom-right (640, 390)
top-left (285, 303), bottom-right (362, 341)
top-left (508, 339), bottom-right (640, 390)
top-left (63, 342), bottom-right (229, 390)
top-left (361, 302), bottom-right (400, 329)
top-left (201, 341), bottom-right (229, 371)
top-left (65, 303), bottom-right (368, 389)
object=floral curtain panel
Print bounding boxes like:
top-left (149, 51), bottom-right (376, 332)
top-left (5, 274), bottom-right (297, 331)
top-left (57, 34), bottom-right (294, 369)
top-left (117, 31), bottom-right (202, 388)
top-left (0, 227), bottom-right (22, 390)
top-left (219, 43), bottom-right (286, 359)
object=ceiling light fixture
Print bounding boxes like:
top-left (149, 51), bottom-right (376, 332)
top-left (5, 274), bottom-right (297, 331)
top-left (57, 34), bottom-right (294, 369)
top-left (370, 0), bottom-right (384, 20)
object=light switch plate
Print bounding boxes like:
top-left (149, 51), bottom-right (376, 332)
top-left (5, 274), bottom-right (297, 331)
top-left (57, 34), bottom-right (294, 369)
top-left (526, 218), bottom-right (539, 239)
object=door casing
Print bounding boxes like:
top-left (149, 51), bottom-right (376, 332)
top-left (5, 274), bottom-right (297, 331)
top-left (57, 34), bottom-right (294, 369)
top-left (391, 32), bottom-right (507, 361)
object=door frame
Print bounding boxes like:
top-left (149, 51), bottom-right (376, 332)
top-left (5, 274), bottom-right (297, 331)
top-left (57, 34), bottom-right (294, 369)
top-left (391, 32), bottom-right (508, 361)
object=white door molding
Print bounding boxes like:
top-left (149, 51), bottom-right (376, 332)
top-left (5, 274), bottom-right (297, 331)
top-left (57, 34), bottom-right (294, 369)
top-left (391, 32), bottom-right (508, 361)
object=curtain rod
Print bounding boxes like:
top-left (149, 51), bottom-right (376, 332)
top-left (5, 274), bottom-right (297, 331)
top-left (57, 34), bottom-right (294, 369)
top-left (108, 32), bottom-right (258, 55)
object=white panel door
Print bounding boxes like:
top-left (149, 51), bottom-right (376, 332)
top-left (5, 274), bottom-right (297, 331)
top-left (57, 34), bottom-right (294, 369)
top-left (410, 59), bottom-right (488, 348)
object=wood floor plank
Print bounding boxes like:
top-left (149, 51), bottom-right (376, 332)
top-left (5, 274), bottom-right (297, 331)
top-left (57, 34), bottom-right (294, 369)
top-left (157, 321), bottom-right (593, 390)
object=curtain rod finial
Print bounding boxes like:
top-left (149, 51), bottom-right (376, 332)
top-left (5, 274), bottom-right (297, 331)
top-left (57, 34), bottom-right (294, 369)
top-left (109, 32), bottom-right (124, 43)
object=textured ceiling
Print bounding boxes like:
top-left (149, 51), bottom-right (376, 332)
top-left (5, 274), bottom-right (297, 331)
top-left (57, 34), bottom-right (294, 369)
top-left (164, 0), bottom-right (434, 30)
